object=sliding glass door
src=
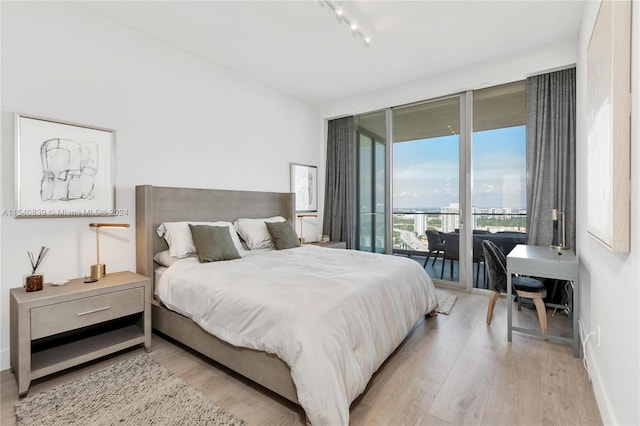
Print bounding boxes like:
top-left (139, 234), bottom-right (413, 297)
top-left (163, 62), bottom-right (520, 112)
top-left (392, 96), bottom-right (465, 286)
top-left (352, 81), bottom-right (526, 290)
top-left (355, 111), bottom-right (387, 253)
top-left (471, 81), bottom-right (527, 288)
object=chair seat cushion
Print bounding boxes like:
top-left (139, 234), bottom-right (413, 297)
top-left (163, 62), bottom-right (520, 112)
top-left (513, 276), bottom-right (545, 293)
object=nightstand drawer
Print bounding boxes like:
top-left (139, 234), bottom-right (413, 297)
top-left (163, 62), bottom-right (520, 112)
top-left (31, 287), bottom-right (144, 339)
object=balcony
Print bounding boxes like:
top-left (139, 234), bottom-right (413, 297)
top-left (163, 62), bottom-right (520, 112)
top-left (393, 211), bottom-right (527, 287)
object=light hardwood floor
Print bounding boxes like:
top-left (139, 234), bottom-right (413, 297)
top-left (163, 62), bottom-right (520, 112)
top-left (1, 288), bottom-right (602, 425)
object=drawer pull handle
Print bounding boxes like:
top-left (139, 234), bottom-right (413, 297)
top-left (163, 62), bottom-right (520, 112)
top-left (77, 306), bottom-right (111, 316)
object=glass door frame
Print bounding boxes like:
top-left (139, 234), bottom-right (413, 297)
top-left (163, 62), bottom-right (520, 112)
top-left (389, 92), bottom-right (474, 289)
top-left (460, 90), bottom-right (473, 290)
top-left (355, 85), bottom-right (529, 291)
top-left (355, 112), bottom-right (388, 253)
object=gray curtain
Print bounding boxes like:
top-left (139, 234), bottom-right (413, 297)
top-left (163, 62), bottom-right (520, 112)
top-left (323, 116), bottom-right (356, 248)
top-left (526, 67), bottom-right (576, 249)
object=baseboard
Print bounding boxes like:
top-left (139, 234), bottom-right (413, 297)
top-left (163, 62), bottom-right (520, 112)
top-left (1, 347), bottom-right (10, 372)
top-left (585, 339), bottom-right (618, 425)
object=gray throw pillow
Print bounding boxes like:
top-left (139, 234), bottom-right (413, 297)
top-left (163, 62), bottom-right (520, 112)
top-left (265, 220), bottom-right (300, 250)
top-left (188, 224), bottom-right (241, 262)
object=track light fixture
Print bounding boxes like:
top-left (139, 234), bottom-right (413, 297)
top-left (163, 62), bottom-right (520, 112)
top-left (322, 0), bottom-right (371, 46)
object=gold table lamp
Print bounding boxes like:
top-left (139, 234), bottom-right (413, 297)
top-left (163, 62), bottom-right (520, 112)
top-left (550, 209), bottom-right (569, 250)
top-left (297, 214), bottom-right (317, 244)
top-left (87, 223), bottom-right (130, 282)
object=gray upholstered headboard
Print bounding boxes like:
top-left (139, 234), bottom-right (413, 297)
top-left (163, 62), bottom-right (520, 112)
top-left (135, 185), bottom-right (296, 285)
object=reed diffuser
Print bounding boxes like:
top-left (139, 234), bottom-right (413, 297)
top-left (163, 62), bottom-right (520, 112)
top-left (25, 246), bottom-right (49, 292)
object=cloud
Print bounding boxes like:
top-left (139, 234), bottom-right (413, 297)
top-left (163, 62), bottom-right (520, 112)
top-left (394, 191), bottom-right (419, 200)
top-left (476, 183), bottom-right (495, 194)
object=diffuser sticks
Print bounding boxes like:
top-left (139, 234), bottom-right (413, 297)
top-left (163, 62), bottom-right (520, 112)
top-left (28, 246), bottom-right (49, 275)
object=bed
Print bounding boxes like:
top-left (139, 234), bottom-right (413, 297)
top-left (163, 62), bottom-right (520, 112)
top-left (135, 185), bottom-right (437, 425)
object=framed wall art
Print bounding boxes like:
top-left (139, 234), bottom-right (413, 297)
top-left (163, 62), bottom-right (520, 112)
top-left (586, 0), bottom-right (631, 252)
top-left (290, 163), bottom-right (317, 212)
top-left (14, 113), bottom-right (116, 218)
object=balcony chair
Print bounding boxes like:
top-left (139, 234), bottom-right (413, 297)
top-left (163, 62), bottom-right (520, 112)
top-left (440, 233), bottom-right (459, 280)
top-left (438, 233), bottom-right (485, 286)
top-left (423, 230), bottom-right (445, 268)
top-left (472, 237), bottom-right (485, 288)
top-left (482, 240), bottom-right (548, 332)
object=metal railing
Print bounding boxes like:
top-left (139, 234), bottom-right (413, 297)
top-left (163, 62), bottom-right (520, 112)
top-left (393, 211), bottom-right (527, 253)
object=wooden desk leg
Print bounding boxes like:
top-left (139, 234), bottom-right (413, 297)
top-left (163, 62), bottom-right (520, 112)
top-left (507, 272), bottom-right (513, 342)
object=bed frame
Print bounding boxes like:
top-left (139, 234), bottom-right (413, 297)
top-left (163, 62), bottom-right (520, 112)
top-left (135, 185), bottom-right (299, 403)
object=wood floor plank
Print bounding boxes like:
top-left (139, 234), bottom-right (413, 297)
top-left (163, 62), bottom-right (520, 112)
top-left (427, 306), bottom-right (506, 425)
top-left (351, 351), bottom-right (442, 425)
top-left (540, 343), bottom-right (602, 425)
top-left (480, 335), bottom-right (544, 425)
top-left (0, 287), bottom-right (602, 426)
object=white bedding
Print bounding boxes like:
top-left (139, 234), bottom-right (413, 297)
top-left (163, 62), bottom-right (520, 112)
top-left (156, 245), bottom-right (437, 425)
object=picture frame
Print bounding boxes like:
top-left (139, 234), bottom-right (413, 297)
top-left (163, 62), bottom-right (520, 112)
top-left (290, 163), bottom-right (317, 212)
top-left (14, 113), bottom-right (116, 218)
top-left (585, 0), bottom-right (631, 253)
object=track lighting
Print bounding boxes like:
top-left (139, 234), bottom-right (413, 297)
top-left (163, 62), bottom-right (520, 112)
top-left (323, 1), bottom-right (371, 46)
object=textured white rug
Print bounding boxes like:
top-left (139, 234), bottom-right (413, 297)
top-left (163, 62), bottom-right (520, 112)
top-left (15, 354), bottom-right (246, 426)
top-left (436, 293), bottom-right (458, 315)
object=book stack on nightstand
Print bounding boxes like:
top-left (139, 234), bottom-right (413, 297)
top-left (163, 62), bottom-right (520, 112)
top-left (9, 271), bottom-right (151, 396)
top-left (305, 241), bottom-right (347, 249)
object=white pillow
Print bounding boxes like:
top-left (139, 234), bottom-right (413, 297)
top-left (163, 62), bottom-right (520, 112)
top-left (156, 221), bottom-right (245, 258)
top-left (153, 250), bottom-right (185, 267)
top-left (234, 216), bottom-right (287, 250)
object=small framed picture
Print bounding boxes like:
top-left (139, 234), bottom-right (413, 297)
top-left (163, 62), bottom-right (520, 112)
top-left (14, 113), bottom-right (116, 218)
top-left (290, 163), bottom-right (317, 213)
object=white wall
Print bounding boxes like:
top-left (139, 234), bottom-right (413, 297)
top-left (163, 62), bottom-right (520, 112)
top-left (319, 41), bottom-right (577, 119)
top-left (576, 2), bottom-right (640, 425)
top-left (0, 2), bottom-right (320, 370)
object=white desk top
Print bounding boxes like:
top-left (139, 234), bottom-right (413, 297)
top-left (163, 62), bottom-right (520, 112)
top-left (507, 244), bottom-right (578, 278)
top-left (506, 244), bottom-right (580, 356)
top-left (508, 244), bottom-right (577, 262)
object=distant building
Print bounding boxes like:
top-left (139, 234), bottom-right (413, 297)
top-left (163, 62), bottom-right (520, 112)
top-left (472, 206), bottom-right (479, 229)
top-left (441, 203), bottom-right (459, 233)
top-left (414, 212), bottom-right (426, 236)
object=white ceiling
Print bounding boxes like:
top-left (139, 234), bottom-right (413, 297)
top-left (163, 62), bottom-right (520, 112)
top-left (78, 1), bottom-right (585, 107)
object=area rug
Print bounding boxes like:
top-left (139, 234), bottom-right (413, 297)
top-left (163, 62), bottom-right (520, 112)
top-left (436, 293), bottom-right (458, 315)
top-left (15, 354), bottom-right (246, 426)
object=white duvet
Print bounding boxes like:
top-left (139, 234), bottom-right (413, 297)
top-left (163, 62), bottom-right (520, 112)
top-left (156, 245), bottom-right (437, 425)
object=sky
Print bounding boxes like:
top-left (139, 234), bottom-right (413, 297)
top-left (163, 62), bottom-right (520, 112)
top-left (393, 126), bottom-right (526, 209)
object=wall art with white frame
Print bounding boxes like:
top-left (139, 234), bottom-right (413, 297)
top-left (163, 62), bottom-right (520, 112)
top-left (290, 163), bottom-right (317, 213)
top-left (586, 0), bottom-right (631, 252)
top-left (14, 113), bottom-right (115, 218)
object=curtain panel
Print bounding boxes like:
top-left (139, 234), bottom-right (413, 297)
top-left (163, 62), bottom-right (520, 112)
top-left (323, 116), bottom-right (356, 248)
top-left (525, 67), bottom-right (576, 249)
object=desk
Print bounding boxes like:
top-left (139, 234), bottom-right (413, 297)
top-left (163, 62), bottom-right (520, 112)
top-left (507, 244), bottom-right (579, 357)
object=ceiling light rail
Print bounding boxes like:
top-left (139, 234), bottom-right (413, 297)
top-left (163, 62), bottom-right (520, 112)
top-left (322, 0), bottom-right (371, 46)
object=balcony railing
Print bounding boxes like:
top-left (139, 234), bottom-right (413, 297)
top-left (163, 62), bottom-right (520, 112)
top-left (392, 211), bottom-right (527, 288)
top-left (393, 211), bottom-right (527, 254)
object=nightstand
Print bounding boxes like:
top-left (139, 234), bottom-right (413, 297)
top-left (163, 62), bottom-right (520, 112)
top-left (10, 271), bottom-right (151, 396)
top-left (306, 241), bottom-right (347, 249)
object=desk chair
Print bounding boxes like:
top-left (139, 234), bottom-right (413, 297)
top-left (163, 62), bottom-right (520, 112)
top-left (482, 240), bottom-right (548, 332)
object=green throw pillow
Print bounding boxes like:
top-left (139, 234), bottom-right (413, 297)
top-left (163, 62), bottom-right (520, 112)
top-left (266, 220), bottom-right (301, 250)
top-left (188, 224), bottom-right (241, 262)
